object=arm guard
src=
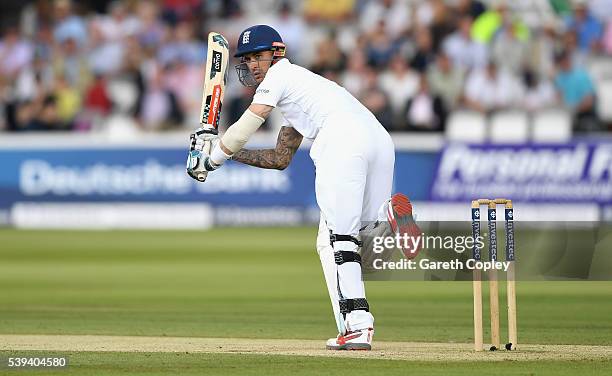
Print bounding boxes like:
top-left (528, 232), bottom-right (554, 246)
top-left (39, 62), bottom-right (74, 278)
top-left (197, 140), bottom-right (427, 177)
top-left (221, 109), bottom-right (265, 153)
top-left (210, 109), bottom-right (265, 166)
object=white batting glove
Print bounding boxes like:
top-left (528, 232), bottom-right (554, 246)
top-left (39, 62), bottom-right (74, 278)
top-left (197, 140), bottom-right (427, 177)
top-left (193, 135), bottom-right (219, 154)
top-left (186, 126), bottom-right (220, 181)
top-left (195, 126), bottom-right (219, 143)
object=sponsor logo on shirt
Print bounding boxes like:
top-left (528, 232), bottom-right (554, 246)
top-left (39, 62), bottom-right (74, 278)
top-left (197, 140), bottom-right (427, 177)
top-left (256, 88), bottom-right (270, 94)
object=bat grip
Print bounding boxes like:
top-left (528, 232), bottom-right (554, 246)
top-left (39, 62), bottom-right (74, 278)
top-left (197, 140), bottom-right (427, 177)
top-left (196, 126), bottom-right (218, 136)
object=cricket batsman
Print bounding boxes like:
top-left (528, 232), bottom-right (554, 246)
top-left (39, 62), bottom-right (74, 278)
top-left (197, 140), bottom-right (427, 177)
top-left (187, 25), bottom-right (418, 350)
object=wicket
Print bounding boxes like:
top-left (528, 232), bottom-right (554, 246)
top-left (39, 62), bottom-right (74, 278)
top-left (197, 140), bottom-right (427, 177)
top-left (471, 198), bottom-right (517, 351)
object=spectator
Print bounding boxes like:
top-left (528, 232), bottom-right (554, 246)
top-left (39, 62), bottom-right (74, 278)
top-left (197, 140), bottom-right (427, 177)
top-left (464, 61), bottom-right (523, 113)
top-left (365, 21), bottom-right (400, 69)
top-left (32, 24), bottom-right (54, 63)
top-left (162, 59), bottom-right (204, 127)
top-left (527, 24), bottom-right (558, 79)
top-left (52, 0), bottom-right (88, 47)
top-left (14, 56), bottom-right (51, 103)
top-left (0, 105), bottom-right (4, 130)
top-left (521, 69), bottom-right (557, 112)
top-left (471, 3), bottom-right (529, 45)
top-left (309, 30), bottom-right (346, 75)
top-left (95, 1), bottom-right (140, 42)
top-left (8, 55), bottom-right (53, 130)
top-left (319, 69), bottom-right (341, 85)
top-left (0, 0), bottom-right (606, 134)
top-left (554, 50), bottom-right (599, 131)
top-left (562, 30), bottom-right (589, 68)
top-left (140, 64), bottom-right (182, 130)
top-left (491, 20), bottom-right (529, 74)
top-left (0, 26), bottom-right (34, 77)
top-left (18, 95), bottom-right (62, 131)
top-left (268, 2), bottom-right (306, 64)
top-left (53, 74), bottom-right (81, 128)
top-left (160, 0), bottom-right (202, 25)
top-left (603, 21), bottom-right (612, 55)
top-left (402, 74), bottom-right (447, 131)
top-left (378, 53), bottom-right (419, 125)
top-left (84, 75), bottom-right (112, 116)
top-left (359, 68), bottom-right (393, 130)
top-left (135, 1), bottom-right (166, 51)
top-left (121, 36), bottom-right (145, 119)
top-left (414, 0), bottom-right (435, 28)
top-left (157, 21), bottom-right (205, 67)
top-left (455, 0), bottom-right (487, 20)
top-left (410, 27), bottom-right (436, 72)
top-left (565, 2), bottom-right (603, 53)
top-left (303, 0), bottom-right (355, 23)
top-left (341, 50), bottom-right (369, 98)
top-left (589, 0), bottom-right (612, 22)
top-left (87, 21), bottom-right (124, 75)
top-left (427, 53), bottom-right (465, 109)
top-left (442, 16), bottom-right (488, 70)
top-left (51, 36), bottom-right (91, 93)
top-left (359, 0), bottom-right (412, 39)
top-left (428, 0), bottom-right (455, 53)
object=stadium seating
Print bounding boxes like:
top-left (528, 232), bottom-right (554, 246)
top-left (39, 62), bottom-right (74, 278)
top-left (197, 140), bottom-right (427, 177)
top-left (490, 110), bottom-right (530, 144)
top-left (532, 108), bottom-right (572, 143)
top-left (587, 57), bottom-right (612, 82)
top-left (597, 80), bottom-right (612, 123)
top-left (446, 110), bottom-right (487, 143)
top-left (446, 108), bottom-right (574, 144)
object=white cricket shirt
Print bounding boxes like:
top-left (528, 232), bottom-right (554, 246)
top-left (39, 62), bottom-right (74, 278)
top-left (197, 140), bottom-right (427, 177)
top-left (252, 58), bottom-right (373, 139)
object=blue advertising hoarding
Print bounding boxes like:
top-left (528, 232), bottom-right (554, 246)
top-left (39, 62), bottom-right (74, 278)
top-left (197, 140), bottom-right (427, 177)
top-left (2, 141), bottom-right (612, 224)
top-left (0, 148), bottom-right (318, 210)
top-left (431, 143), bottom-right (612, 203)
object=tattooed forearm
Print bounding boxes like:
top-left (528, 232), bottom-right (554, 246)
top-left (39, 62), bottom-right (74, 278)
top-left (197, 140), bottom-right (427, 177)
top-left (232, 149), bottom-right (282, 169)
top-left (232, 126), bottom-right (303, 170)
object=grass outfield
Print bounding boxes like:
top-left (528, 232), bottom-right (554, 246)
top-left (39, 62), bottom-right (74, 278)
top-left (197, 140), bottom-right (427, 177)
top-left (1, 228), bottom-right (611, 374)
top-left (1, 351), bottom-right (611, 376)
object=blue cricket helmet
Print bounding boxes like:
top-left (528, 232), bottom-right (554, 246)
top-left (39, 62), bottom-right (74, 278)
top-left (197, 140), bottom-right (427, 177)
top-left (234, 25), bottom-right (285, 58)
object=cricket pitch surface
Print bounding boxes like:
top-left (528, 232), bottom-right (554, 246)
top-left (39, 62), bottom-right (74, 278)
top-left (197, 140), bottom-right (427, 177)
top-left (1, 335), bottom-right (611, 362)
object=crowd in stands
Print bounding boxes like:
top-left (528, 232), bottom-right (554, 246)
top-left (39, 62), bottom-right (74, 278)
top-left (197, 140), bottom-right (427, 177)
top-left (0, 0), bottom-right (611, 134)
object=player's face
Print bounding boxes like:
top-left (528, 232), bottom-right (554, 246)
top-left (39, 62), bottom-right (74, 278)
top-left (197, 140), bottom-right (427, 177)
top-left (242, 51), bottom-right (274, 83)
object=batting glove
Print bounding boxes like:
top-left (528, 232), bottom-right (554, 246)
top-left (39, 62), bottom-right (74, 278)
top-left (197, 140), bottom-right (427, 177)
top-left (186, 126), bottom-right (220, 181)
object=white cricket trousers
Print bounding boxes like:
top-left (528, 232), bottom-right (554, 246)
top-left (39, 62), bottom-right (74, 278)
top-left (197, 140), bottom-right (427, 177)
top-left (311, 112), bottom-right (395, 332)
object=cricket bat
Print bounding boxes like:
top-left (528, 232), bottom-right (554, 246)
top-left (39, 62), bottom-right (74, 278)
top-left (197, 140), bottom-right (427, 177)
top-left (187, 32), bottom-right (230, 182)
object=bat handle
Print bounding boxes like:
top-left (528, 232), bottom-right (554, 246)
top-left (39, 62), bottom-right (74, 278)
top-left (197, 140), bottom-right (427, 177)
top-left (196, 172), bottom-right (208, 182)
top-left (196, 126), bottom-right (218, 136)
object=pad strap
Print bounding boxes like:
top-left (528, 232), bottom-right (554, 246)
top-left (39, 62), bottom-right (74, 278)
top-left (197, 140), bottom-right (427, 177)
top-left (329, 233), bottom-right (363, 247)
top-left (334, 251), bottom-right (361, 265)
top-left (339, 298), bottom-right (370, 314)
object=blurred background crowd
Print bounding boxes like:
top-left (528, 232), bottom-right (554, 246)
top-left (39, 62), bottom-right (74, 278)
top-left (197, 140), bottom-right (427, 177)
top-left (0, 0), bottom-right (611, 135)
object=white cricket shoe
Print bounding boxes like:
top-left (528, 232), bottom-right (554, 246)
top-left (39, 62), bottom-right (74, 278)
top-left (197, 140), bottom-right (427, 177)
top-left (326, 328), bottom-right (374, 350)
